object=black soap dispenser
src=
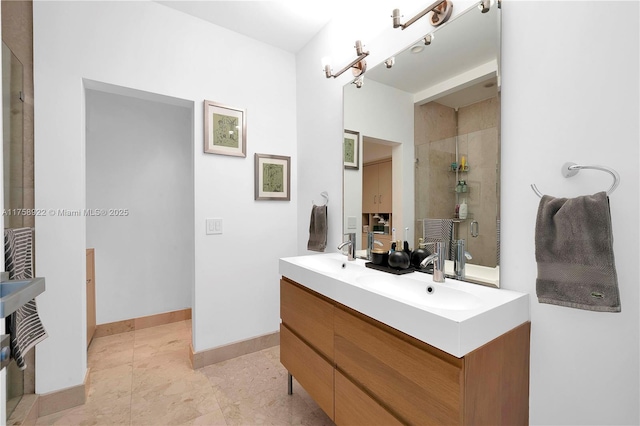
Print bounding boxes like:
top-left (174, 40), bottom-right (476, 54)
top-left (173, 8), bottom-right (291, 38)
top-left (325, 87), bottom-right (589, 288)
top-left (388, 240), bottom-right (410, 269)
top-left (411, 238), bottom-right (430, 268)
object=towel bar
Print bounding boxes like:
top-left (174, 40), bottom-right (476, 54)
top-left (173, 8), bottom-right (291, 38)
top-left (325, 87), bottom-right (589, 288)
top-left (531, 162), bottom-right (620, 198)
top-left (313, 191), bottom-right (329, 206)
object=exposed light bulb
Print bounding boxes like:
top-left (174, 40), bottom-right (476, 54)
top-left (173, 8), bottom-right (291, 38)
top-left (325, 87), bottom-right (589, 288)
top-left (321, 56), bottom-right (332, 78)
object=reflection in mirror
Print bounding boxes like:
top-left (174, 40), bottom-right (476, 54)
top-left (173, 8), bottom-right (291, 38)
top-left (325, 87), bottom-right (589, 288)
top-left (343, 3), bottom-right (501, 287)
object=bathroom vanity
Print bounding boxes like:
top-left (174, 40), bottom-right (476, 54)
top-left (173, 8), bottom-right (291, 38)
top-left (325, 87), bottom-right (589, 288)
top-left (279, 254), bottom-right (530, 425)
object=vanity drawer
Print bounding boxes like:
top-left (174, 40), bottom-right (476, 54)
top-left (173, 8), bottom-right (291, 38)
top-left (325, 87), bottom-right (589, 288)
top-left (335, 370), bottom-right (403, 426)
top-left (334, 306), bottom-right (463, 425)
top-left (280, 324), bottom-right (334, 419)
top-left (280, 278), bottom-right (333, 359)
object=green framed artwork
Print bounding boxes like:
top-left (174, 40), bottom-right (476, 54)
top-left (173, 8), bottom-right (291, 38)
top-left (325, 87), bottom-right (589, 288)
top-left (255, 153), bottom-right (291, 201)
top-left (204, 100), bottom-right (246, 157)
top-left (344, 129), bottom-right (359, 169)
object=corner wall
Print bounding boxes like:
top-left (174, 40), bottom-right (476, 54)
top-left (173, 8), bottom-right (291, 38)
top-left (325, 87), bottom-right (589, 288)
top-left (297, 1), bottom-right (639, 424)
top-left (33, 1), bottom-right (297, 394)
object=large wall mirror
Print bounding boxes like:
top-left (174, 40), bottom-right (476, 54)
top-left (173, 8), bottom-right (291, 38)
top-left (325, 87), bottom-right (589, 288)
top-left (343, 3), bottom-right (501, 287)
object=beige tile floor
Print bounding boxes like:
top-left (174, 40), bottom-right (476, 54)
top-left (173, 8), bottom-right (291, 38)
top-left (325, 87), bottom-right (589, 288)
top-left (36, 320), bottom-right (334, 425)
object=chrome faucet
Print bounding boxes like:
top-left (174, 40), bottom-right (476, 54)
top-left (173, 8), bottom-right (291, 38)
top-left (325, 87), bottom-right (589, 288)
top-left (453, 239), bottom-right (473, 280)
top-left (338, 233), bottom-right (357, 261)
top-left (420, 241), bottom-right (446, 283)
top-left (366, 232), bottom-right (384, 260)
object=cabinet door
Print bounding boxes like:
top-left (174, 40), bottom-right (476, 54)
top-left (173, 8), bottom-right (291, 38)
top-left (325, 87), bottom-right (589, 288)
top-left (377, 160), bottom-right (392, 213)
top-left (281, 325), bottom-right (334, 420)
top-left (280, 278), bottom-right (333, 359)
top-left (334, 307), bottom-right (463, 425)
top-left (335, 370), bottom-right (403, 426)
top-left (362, 164), bottom-right (378, 213)
top-left (86, 248), bottom-right (96, 348)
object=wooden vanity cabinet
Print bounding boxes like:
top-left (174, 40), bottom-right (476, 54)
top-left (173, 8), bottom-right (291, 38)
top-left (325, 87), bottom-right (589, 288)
top-left (280, 278), bottom-right (335, 419)
top-left (86, 248), bottom-right (96, 348)
top-left (280, 277), bottom-right (531, 425)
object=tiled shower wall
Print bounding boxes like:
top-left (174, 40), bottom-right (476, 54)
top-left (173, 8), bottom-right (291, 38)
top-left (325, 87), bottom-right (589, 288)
top-left (2, 0), bottom-right (36, 396)
top-left (415, 96), bottom-right (500, 267)
top-left (2, 0), bottom-right (34, 229)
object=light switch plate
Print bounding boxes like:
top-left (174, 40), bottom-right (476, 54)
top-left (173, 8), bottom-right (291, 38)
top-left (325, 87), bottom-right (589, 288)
top-left (347, 216), bottom-right (357, 230)
top-left (206, 218), bottom-right (223, 235)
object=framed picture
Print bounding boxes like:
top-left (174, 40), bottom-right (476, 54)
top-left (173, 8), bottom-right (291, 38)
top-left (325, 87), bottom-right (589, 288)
top-left (204, 100), bottom-right (246, 157)
top-left (344, 129), bottom-right (359, 169)
top-left (255, 154), bottom-right (291, 201)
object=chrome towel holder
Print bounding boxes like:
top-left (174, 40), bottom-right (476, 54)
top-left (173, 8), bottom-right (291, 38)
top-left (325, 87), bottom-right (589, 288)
top-left (531, 162), bottom-right (620, 198)
top-left (313, 191), bottom-right (329, 206)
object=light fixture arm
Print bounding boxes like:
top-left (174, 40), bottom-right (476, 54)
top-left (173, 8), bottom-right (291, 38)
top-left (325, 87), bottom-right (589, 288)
top-left (392, 0), bottom-right (453, 29)
top-left (324, 40), bottom-right (369, 79)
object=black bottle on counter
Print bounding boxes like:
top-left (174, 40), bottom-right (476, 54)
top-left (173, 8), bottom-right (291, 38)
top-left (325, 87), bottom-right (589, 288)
top-left (411, 238), bottom-right (430, 268)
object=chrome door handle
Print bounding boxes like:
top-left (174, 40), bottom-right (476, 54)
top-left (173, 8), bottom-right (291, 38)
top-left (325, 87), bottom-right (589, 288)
top-left (470, 220), bottom-right (479, 238)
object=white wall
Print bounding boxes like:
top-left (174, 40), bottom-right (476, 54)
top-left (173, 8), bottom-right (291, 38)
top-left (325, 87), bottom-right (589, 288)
top-left (33, 1), bottom-right (297, 394)
top-left (343, 80), bottom-right (414, 248)
top-left (297, 1), bottom-right (639, 424)
top-left (85, 89), bottom-right (193, 324)
top-left (500, 2), bottom-right (639, 424)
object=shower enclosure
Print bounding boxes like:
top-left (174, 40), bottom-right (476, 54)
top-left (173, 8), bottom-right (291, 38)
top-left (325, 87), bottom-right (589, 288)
top-left (3, 40), bottom-right (26, 420)
top-left (414, 93), bottom-right (500, 269)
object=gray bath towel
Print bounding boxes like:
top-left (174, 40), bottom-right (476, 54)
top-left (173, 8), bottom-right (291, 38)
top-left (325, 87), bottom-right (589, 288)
top-left (535, 191), bottom-right (620, 312)
top-left (307, 205), bottom-right (327, 252)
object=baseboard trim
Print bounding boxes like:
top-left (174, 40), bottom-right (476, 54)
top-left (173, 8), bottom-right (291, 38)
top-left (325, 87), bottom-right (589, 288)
top-left (94, 308), bottom-right (191, 338)
top-left (7, 393), bottom-right (38, 426)
top-left (37, 369), bottom-right (90, 417)
top-left (190, 331), bottom-right (279, 369)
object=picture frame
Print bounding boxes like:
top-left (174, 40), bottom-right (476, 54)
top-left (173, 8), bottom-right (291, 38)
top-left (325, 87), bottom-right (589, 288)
top-left (255, 154), bottom-right (291, 201)
top-left (343, 129), bottom-right (359, 169)
top-left (204, 100), bottom-right (246, 157)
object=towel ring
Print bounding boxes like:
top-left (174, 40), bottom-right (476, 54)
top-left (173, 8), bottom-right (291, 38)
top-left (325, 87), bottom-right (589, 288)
top-left (531, 162), bottom-right (620, 198)
top-left (313, 191), bottom-right (329, 206)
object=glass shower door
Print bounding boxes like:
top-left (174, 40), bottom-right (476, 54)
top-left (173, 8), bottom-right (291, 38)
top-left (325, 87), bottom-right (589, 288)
top-left (2, 40), bottom-right (25, 420)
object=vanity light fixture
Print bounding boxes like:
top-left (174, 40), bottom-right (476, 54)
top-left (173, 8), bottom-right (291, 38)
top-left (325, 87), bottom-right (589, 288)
top-left (322, 40), bottom-right (369, 81)
top-left (385, 57), bottom-right (395, 68)
top-left (392, 0), bottom-right (453, 30)
top-left (424, 34), bottom-right (433, 45)
top-left (479, 0), bottom-right (490, 13)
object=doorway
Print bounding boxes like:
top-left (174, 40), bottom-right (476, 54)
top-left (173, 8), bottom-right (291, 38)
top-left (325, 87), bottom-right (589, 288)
top-left (84, 86), bottom-right (194, 339)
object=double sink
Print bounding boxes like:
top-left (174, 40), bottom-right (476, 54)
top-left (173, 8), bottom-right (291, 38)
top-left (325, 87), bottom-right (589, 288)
top-left (280, 253), bottom-right (529, 358)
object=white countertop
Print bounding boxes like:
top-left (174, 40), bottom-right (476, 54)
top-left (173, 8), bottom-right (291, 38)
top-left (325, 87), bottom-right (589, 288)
top-left (279, 253), bottom-right (529, 358)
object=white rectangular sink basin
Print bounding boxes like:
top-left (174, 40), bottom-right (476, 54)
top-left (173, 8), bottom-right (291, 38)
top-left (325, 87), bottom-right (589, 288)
top-left (280, 253), bottom-right (529, 358)
top-left (0, 277), bottom-right (46, 318)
